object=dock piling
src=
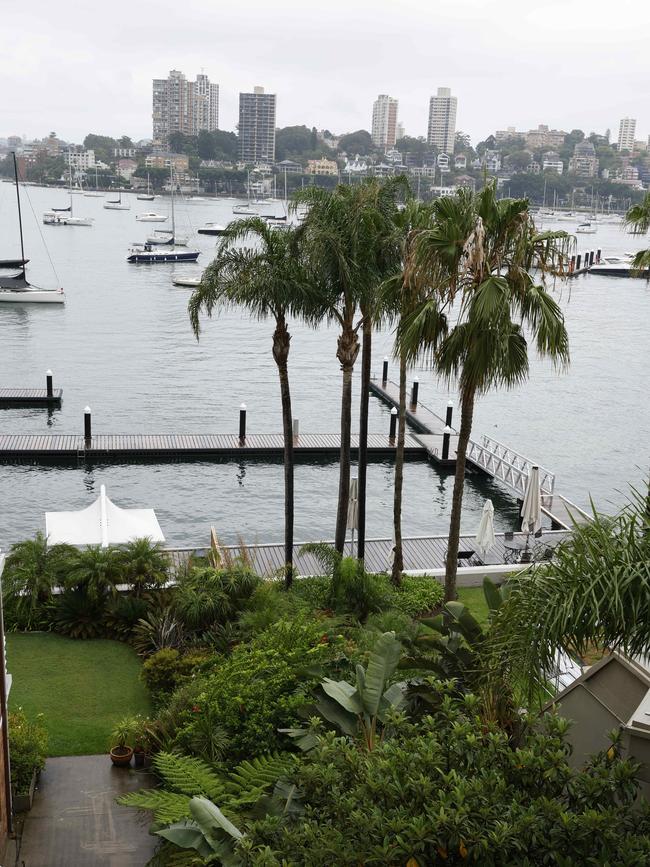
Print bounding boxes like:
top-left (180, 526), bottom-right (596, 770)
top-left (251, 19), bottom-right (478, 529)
top-left (442, 425), bottom-right (452, 461)
top-left (589, 251), bottom-right (594, 267)
top-left (576, 254), bottom-right (581, 270)
top-left (239, 403), bottom-right (247, 441)
top-left (445, 400), bottom-right (453, 428)
top-left (596, 248), bottom-right (601, 263)
top-left (46, 370), bottom-right (53, 399)
top-left (410, 377), bottom-right (419, 409)
top-left (382, 357), bottom-right (389, 384)
top-left (292, 418), bottom-right (299, 438)
top-left (84, 406), bottom-right (92, 445)
top-left (389, 407), bottom-right (397, 440)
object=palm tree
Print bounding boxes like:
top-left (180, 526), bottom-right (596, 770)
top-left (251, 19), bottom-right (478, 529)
top-left (66, 545), bottom-right (122, 602)
top-left (117, 537), bottom-right (170, 597)
top-left (381, 201), bottom-right (447, 584)
top-left (294, 181), bottom-right (404, 555)
top-left (624, 191), bottom-right (650, 273)
top-left (188, 218), bottom-right (312, 587)
top-left (400, 185), bottom-right (572, 601)
top-left (3, 533), bottom-right (75, 627)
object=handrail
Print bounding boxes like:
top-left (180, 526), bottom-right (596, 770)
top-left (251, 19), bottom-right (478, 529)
top-left (467, 435), bottom-right (555, 496)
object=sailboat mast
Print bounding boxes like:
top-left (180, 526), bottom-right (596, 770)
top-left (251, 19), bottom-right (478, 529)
top-left (12, 153), bottom-right (26, 270)
top-left (170, 164), bottom-right (175, 238)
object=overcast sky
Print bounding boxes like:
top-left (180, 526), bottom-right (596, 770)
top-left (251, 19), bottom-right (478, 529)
top-left (2, 0), bottom-right (648, 146)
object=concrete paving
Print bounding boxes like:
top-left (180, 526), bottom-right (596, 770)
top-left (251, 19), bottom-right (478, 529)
top-left (8, 754), bottom-right (157, 866)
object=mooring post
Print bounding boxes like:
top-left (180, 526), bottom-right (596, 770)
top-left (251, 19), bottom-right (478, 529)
top-left (382, 356), bottom-right (389, 384)
top-left (389, 407), bottom-right (397, 440)
top-left (589, 250), bottom-right (594, 267)
top-left (445, 400), bottom-right (453, 428)
top-left (442, 425), bottom-right (452, 460)
top-left (84, 406), bottom-right (92, 445)
top-left (576, 253), bottom-right (582, 270)
top-left (569, 255), bottom-right (575, 273)
top-left (292, 418), bottom-right (299, 439)
top-left (46, 370), bottom-right (53, 399)
top-left (410, 377), bottom-right (419, 408)
top-left (239, 403), bottom-right (247, 441)
top-left (596, 248), bottom-right (601, 263)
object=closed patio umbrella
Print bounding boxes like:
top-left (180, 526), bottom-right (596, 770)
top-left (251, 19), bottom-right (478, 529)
top-left (475, 499), bottom-right (496, 560)
top-left (521, 466), bottom-right (542, 539)
top-left (346, 477), bottom-right (359, 556)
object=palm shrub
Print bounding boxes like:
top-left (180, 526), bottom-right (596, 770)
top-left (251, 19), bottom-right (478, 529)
top-left (172, 564), bottom-right (260, 637)
top-left (49, 588), bottom-right (107, 639)
top-left (116, 537), bottom-right (170, 596)
top-left (2, 533), bottom-right (75, 630)
top-left (64, 544), bottom-right (122, 602)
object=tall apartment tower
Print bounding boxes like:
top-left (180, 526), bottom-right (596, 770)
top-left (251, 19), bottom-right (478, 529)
top-left (371, 95), bottom-right (399, 150)
top-left (618, 117), bottom-right (636, 152)
top-left (427, 87), bottom-right (457, 153)
top-left (238, 86), bottom-right (277, 164)
top-left (152, 70), bottom-right (219, 147)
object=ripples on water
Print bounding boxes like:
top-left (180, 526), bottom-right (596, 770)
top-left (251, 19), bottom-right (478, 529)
top-left (0, 185), bottom-right (648, 548)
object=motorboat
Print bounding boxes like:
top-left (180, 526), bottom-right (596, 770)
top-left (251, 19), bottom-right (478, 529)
top-left (232, 204), bottom-right (258, 215)
top-left (576, 222), bottom-right (597, 234)
top-left (136, 212), bottom-right (168, 222)
top-left (589, 254), bottom-right (649, 278)
top-left (172, 273), bottom-right (204, 287)
top-left (0, 154), bottom-right (66, 304)
top-left (127, 243), bottom-right (199, 264)
top-left (263, 214), bottom-right (288, 223)
top-left (197, 223), bottom-right (226, 236)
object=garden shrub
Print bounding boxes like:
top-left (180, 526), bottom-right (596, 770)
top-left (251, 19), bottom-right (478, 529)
top-left (142, 648), bottom-right (212, 708)
top-left (9, 709), bottom-right (48, 796)
top-left (173, 564), bottom-right (261, 635)
top-left (172, 618), bottom-right (342, 761)
top-left (387, 574), bottom-right (443, 617)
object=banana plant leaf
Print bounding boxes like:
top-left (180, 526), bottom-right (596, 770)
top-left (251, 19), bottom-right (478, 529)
top-left (321, 677), bottom-right (364, 714)
top-left (360, 632), bottom-right (402, 717)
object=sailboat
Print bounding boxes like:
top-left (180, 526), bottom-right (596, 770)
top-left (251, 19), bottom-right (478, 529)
top-left (127, 166), bottom-right (199, 264)
top-left (84, 166), bottom-right (103, 197)
top-left (0, 154), bottom-right (65, 304)
top-left (137, 173), bottom-right (155, 201)
top-left (44, 172), bottom-right (93, 226)
top-left (104, 190), bottom-right (130, 210)
top-left (232, 171), bottom-right (259, 215)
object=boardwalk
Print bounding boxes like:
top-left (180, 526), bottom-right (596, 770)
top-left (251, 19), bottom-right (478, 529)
top-left (0, 431), bottom-right (426, 460)
top-left (0, 387), bottom-right (62, 407)
top-left (167, 529), bottom-right (570, 579)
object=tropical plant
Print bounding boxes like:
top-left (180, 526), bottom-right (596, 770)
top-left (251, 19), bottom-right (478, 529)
top-left (173, 565), bottom-right (259, 636)
top-left (293, 180), bottom-right (404, 555)
top-left (110, 716), bottom-right (136, 749)
top-left (300, 543), bottom-right (387, 621)
top-left (65, 544), bottom-right (122, 601)
top-left (189, 220), bottom-right (314, 587)
top-left (116, 537), bottom-right (170, 596)
top-left (624, 190), bottom-right (650, 273)
top-left (131, 605), bottom-right (187, 657)
top-left (103, 594), bottom-right (150, 640)
top-left (49, 588), bottom-right (107, 639)
top-left (399, 184), bottom-right (571, 600)
top-left (488, 486), bottom-right (650, 703)
top-left (380, 199), bottom-right (445, 583)
top-left (285, 631), bottom-right (405, 751)
top-left (8, 709), bottom-right (48, 797)
top-left (2, 533), bottom-right (75, 629)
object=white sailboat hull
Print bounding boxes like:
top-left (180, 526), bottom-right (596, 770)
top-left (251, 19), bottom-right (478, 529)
top-left (0, 288), bottom-right (65, 304)
top-left (136, 214), bottom-right (168, 222)
top-left (104, 202), bottom-right (130, 210)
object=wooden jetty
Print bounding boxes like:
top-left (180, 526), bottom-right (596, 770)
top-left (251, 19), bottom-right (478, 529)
top-left (0, 388), bottom-right (62, 408)
top-left (0, 431), bottom-right (425, 460)
top-left (167, 529), bottom-right (571, 582)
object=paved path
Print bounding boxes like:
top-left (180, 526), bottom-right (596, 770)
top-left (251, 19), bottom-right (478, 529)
top-left (9, 755), bottom-right (156, 866)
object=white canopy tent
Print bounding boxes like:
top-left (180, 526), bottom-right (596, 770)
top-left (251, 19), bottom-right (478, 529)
top-left (45, 485), bottom-right (165, 548)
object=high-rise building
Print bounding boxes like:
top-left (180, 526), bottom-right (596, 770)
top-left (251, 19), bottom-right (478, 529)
top-left (371, 95), bottom-right (398, 150)
top-left (152, 70), bottom-right (219, 147)
top-left (427, 87), bottom-right (457, 153)
top-left (618, 117), bottom-right (636, 152)
top-left (396, 121), bottom-right (405, 142)
top-left (238, 86), bottom-right (277, 164)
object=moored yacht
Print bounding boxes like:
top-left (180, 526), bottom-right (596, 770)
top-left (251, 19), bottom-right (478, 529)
top-left (589, 254), bottom-right (650, 278)
top-left (197, 223), bottom-right (226, 235)
top-left (136, 212), bottom-right (168, 222)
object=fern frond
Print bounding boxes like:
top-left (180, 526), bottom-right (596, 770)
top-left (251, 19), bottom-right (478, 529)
top-left (226, 752), bottom-right (295, 799)
top-left (117, 789), bottom-right (192, 824)
top-left (153, 751), bottom-right (226, 801)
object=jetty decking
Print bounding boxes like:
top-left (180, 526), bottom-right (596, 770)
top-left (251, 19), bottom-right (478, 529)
top-left (167, 529), bottom-right (570, 580)
top-left (0, 388), bottom-right (62, 407)
top-left (0, 431), bottom-right (425, 460)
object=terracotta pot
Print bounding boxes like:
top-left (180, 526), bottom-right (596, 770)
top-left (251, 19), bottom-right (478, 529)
top-left (110, 745), bottom-right (134, 767)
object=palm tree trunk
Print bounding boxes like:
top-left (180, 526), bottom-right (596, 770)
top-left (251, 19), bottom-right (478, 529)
top-left (335, 321), bottom-right (359, 554)
top-left (444, 386), bottom-right (476, 602)
top-left (391, 349), bottom-right (407, 585)
top-left (356, 309), bottom-right (372, 563)
top-left (272, 316), bottom-right (294, 588)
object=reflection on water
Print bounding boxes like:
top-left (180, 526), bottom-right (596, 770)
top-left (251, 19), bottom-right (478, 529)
top-left (0, 186), bottom-right (648, 547)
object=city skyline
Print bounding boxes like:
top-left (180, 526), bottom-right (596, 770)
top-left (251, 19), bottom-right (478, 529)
top-left (2, 0), bottom-right (648, 145)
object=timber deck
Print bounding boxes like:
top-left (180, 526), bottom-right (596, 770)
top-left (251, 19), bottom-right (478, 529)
top-left (0, 388), bottom-right (62, 407)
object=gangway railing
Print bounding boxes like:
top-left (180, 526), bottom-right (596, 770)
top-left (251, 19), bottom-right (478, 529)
top-left (466, 434), bottom-right (555, 498)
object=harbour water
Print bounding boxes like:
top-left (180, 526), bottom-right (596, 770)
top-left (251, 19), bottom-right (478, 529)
top-left (0, 184), bottom-right (648, 549)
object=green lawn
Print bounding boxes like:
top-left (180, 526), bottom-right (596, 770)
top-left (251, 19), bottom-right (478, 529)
top-left (7, 633), bottom-right (151, 756)
top-left (457, 587), bottom-right (490, 626)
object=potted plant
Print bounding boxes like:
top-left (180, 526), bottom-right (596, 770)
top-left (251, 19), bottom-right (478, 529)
top-left (109, 717), bottom-right (135, 767)
top-left (131, 715), bottom-right (151, 768)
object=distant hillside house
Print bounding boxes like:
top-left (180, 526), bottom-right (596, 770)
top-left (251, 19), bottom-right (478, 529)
top-left (454, 154), bottom-right (467, 169)
top-left (145, 153), bottom-right (189, 172)
top-left (342, 155), bottom-right (369, 175)
top-left (542, 151), bottom-right (563, 174)
top-left (275, 159), bottom-right (302, 174)
top-left (117, 159), bottom-right (138, 180)
top-left (306, 157), bottom-right (338, 176)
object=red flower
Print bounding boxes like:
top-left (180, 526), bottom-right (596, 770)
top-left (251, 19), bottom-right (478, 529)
top-left (319, 634), bottom-right (329, 644)
top-left (192, 705), bottom-right (201, 713)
